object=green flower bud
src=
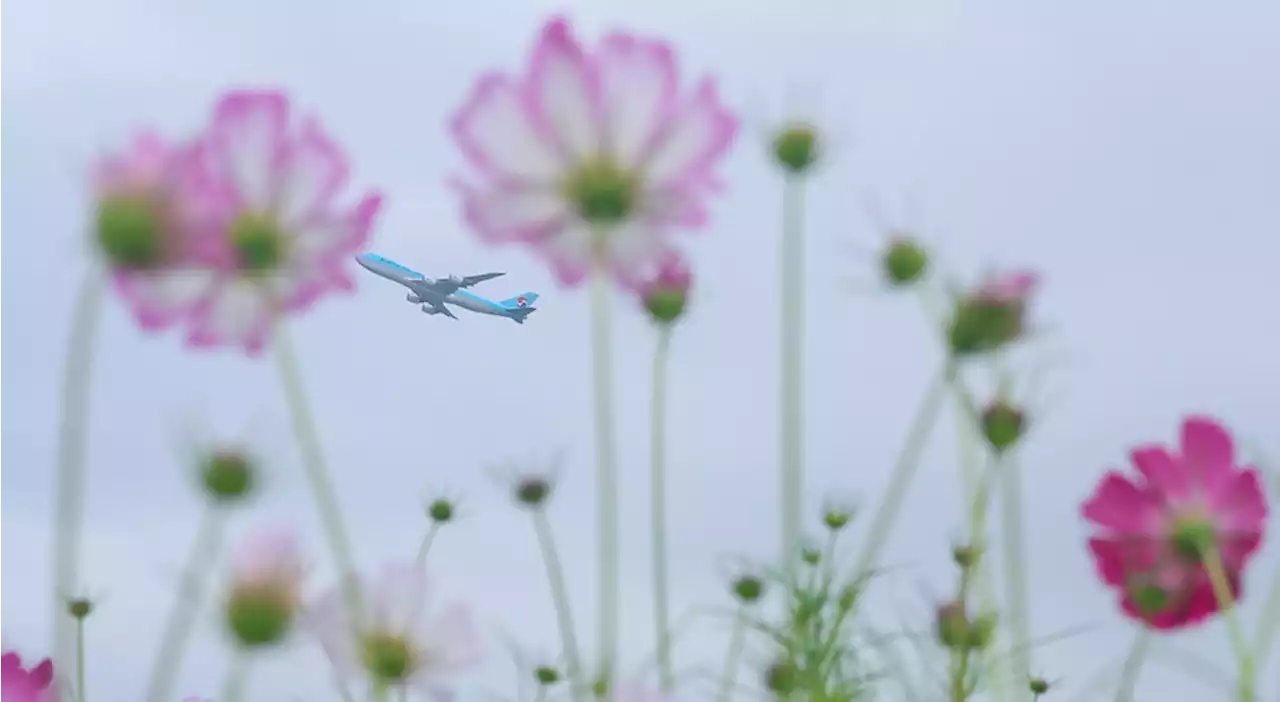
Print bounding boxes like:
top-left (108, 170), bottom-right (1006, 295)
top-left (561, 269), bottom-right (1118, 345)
top-left (935, 601), bottom-right (969, 650)
top-left (731, 574), bottom-right (765, 604)
top-left (67, 597), bottom-right (95, 620)
top-left (202, 449), bottom-right (255, 503)
top-left (967, 612), bottom-right (998, 650)
top-left (427, 498), bottom-right (455, 524)
top-left (882, 239), bottom-right (929, 286)
top-left (772, 123), bottom-right (820, 174)
top-left (514, 475), bottom-right (553, 508)
top-left (1029, 677), bottom-right (1050, 695)
top-left (822, 506), bottom-right (853, 531)
top-left (952, 544), bottom-right (980, 571)
top-left (982, 399), bottom-right (1026, 453)
top-left (535, 665), bottom-right (561, 685)
top-left (764, 660), bottom-right (799, 695)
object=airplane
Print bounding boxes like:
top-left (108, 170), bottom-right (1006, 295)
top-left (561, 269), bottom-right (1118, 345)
top-left (355, 252), bottom-right (539, 324)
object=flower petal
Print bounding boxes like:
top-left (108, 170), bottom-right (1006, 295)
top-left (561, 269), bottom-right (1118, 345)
top-left (451, 75), bottom-right (565, 182)
top-left (1129, 445), bottom-right (1191, 502)
top-left (642, 185), bottom-right (710, 228)
top-left (232, 528), bottom-right (298, 583)
top-left (597, 32), bottom-right (677, 167)
top-left (115, 268), bottom-right (218, 331)
top-left (527, 17), bottom-right (602, 161)
top-left (1080, 472), bottom-right (1165, 534)
top-left (1209, 468), bottom-right (1269, 532)
top-left (603, 220), bottom-right (672, 289)
top-left (1180, 416), bottom-right (1236, 488)
top-left (307, 588), bottom-right (361, 677)
top-left (1087, 536), bottom-right (1161, 587)
top-left (207, 91), bottom-right (291, 211)
top-left (640, 79), bottom-right (737, 186)
top-left (454, 181), bottom-right (569, 243)
top-left (291, 193), bottom-right (383, 261)
top-left (275, 118), bottom-right (350, 225)
top-left (186, 279), bottom-right (274, 355)
top-left (536, 221), bottom-right (595, 286)
top-left (419, 602), bottom-right (483, 672)
top-left (370, 564), bottom-right (430, 635)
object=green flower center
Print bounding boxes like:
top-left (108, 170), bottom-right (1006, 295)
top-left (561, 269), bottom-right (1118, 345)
top-left (230, 213), bottom-right (288, 272)
top-left (1173, 518), bottom-right (1217, 561)
top-left (96, 195), bottom-right (167, 269)
top-left (362, 633), bottom-right (415, 683)
top-left (1129, 582), bottom-right (1171, 616)
top-left (563, 160), bottom-right (636, 226)
top-left (226, 589), bottom-right (294, 647)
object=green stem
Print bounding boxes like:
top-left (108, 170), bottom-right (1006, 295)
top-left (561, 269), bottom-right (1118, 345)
top-left (1114, 629), bottom-right (1150, 702)
top-left (650, 326), bottom-right (675, 692)
top-left (220, 654), bottom-right (250, 702)
top-left (144, 507), bottom-right (226, 702)
top-left (1203, 543), bottom-right (1255, 701)
top-left (589, 266), bottom-right (620, 686)
top-left (949, 566), bottom-right (976, 702)
top-left (75, 616), bottom-right (86, 702)
top-left (274, 328), bottom-right (362, 621)
top-left (717, 606), bottom-right (748, 702)
top-left (1253, 564), bottom-right (1280, 668)
top-left (851, 365), bottom-right (950, 578)
top-left (52, 275), bottom-right (105, 670)
top-left (533, 510), bottom-right (585, 700)
top-left (779, 174), bottom-right (807, 576)
top-left (999, 454), bottom-right (1032, 688)
top-left (414, 523), bottom-right (440, 567)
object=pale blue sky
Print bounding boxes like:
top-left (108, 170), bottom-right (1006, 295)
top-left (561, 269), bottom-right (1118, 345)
top-left (3, 1), bottom-right (1279, 701)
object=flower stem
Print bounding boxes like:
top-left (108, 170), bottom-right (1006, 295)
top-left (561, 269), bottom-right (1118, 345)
top-left (1253, 564), bottom-right (1280, 668)
top-left (851, 365), bottom-right (950, 578)
top-left (998, 454), bottom-right (1033, 687)
top-left (75, 615), bottom-right (86, 702)
top-left (51, 275), bottom-right (105, 670)
top-left (533, 508), bottom-right (585, 700)
top-left (414, 523), bottom-right (440, 567)
top-left (779, 174), bottom-right (807, 577)
top-left (274, 328), bottom-right (362, 620)
top-left (220, 654), bottom-right (250, 702)
top-left (1114, 629), bottom-right (1150, 702)
top-left (717, 605), bottom-right (747, 702)
top-left (1203, 543), bottom-right (1255, 701)
top-left (589, 266), bottom-right (620, 686)
top-left (649, 325), bottom-right (675, 692)
top-left (144, 506), bottom-right (226, 702)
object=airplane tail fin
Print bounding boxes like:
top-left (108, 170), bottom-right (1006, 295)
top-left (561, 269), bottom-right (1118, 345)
top-left (507, 306), bottom-right (537, 324)
top-left (498, 292), bottom-right (539, 310)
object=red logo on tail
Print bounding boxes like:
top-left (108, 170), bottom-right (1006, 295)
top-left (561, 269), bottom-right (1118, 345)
top-left (516, 296), bottom-right (529, 307)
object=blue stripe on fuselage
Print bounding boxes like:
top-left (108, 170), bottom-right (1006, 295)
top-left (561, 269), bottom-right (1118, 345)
top-left (449, 289), bottom-right (506, 315)
top-left (358, 253), bottom-right (424, 279)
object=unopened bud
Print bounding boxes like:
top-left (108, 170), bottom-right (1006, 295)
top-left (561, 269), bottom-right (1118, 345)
top-left (947, 271), bottom-right (1039, 357)
top-left (967, 612), bottom-right (998, 650)
top-left (201, 449), bottom-right (255, 503)
top-left (836, 582), bottom-right (860, 612)
top-left (801, 547), bottom-right (822, 566)
top-left (952, 544), bottom-right (980, 570)
top-left (67, 597), bottom-right (95, 620)
top-left (224, 530), bottom-right (302, 648)
top-left (935, 601), bottom-right (970, 650)
top-left (641, 255), bottom-right (693, 326)
top-left (731, 574), bottom-right (765, 604)
top-left (427, 498), bottom-right (455, 524)
top-left (822, 506), bottom-right (853, 532)
top-left (764, 660), bottom-right (799, 695)
top-left (772, 123), bottom-right (820, 174)
top-left (882, 239), bottom-right (929, 286)
top-left (514, 475), bottom-right (553, 508)
top-left (534, 665), bottom-right (561, 685)
top-left (1029, 677), bottom-right (1050, 695)
top-left (982, 399), bottom-right (1026, 452)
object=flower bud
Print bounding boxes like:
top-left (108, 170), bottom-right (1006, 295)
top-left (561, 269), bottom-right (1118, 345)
top-left (772, 123), bottom-right (820, 174)
top-left (935, 600), bottom-right (970, 650)
top-left (514, 475), bottom-right (553, 509)
top-left (952, 544), bottom-right (981, 571)
top-left (764, 660), bottom-right (799, 695)
top-left (641, 254), bottom-right (693, 326)
top-left (981, 399), bottom-right (1026, 453)
top-left (535, 665), bottom-right (561, 685)
top-left (223, 529), bottom-right (303, 648)
top-left (947, 270), bottom-right (1039, 357)
top-left (426, 497), bottom-right (456, 524)
top-left (836, 582), bottom-right (860, 612)
top-left (882, 239), bottom-right (929, 286)
top-left (201, 448), bottom-right (255, 503)
top-left (967, 612), bottom-right (998, 650)
top-left (822, 504), bottom-right (854, 532)
top-left (801, 547), bottom-right (822, 566)
top-left (731, 574), bottom-right (765, 604)
top-left (67, 597), bottom-right (95, 620)
top-left (1029, 677), bottom-right (1050, 696)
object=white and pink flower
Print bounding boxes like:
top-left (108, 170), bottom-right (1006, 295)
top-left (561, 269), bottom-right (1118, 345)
top-left (450, 16), bottom-right (737, 288)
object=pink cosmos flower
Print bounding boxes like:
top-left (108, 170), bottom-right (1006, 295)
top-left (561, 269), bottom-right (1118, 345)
top-left (639, 252), bottom-right (692, 324)
top-left (2, 652), bottom-right (59, 702)
top-left (309, 563), bottom-right (482, 700)
top-left (224, 528), bottom-right (305, 647)
top-left (95, 133), bottom-right (221, 331)
top-left (450, 16), bottom-right (737, 288)
top-left (948, 267), bottom-right (1040, 355)
top-left (1082, 416), bottom-right (1269, 630)
top-left (173, 90), bottom-right (382, 354)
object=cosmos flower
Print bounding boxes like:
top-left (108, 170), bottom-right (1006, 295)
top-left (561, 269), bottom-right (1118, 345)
top-left (94, 133), bottom-right (221, 331)
top-left (223, 528), bottom-right (305, 647)
top-left (639, 252), bottom-right (692, 324)
top-left (144, 90), bottom-right (382, 354)
top-left (1082, 416), bottom-right (1269, 630)
top-left (1, 651), bottom-right (59, 702)
top-left (309, 564), bottom-right (482, 700)
top-left (450, 16), bottom-right (737, 288)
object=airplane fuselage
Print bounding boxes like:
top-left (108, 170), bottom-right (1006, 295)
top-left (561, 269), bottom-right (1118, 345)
top-left (442, 289), bottom-right (510, 317)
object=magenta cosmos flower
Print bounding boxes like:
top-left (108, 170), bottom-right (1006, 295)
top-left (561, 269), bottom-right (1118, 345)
top-left (2, 652), bottom-right (58, 702)
top-left (1082, 416), bottom-right (1269, 630)
top-left (450, 16), bottom-right (737, 288)
top-left (309, 564), bottom-right (482, 699)
top-left (109, 90), bottom-right (383, 354)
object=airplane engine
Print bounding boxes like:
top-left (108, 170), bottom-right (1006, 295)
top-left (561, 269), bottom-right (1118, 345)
top-left (406, 292), bottom-right (421, 303)
top-left (420, 305), bottom-right (440, 315)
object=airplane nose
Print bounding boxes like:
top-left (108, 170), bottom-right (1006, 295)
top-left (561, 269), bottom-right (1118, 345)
top-left (355, 254), bottom-right (376, 271)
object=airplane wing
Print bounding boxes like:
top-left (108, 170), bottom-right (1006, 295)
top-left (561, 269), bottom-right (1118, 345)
top-left (457, 272), bottom-right (505, 288)
top-left (422, 298), bottom-right (459, 320)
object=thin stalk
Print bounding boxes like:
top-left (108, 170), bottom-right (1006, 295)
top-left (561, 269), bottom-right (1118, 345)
top-left (650, 325), bottom-right (675, 691)
top-left (589, 266), bottom-right (620, 685)
top-left (717, 605), bottom-right (748, 702)
top-left (949, 566), bottom-right (976, 702)
top-left (1203, 543), bottom-right (1255, 701)
top-left (779, 174), bottom-right (807, 577)
top-left (51, 275), bottom-right (105, 670)
top-left (1114, 629), bottom-right (1150, 702)
top-left (850, 365), bottom-right (950, 578)
top-left (532, 510), bottom-right (585, 700)
top-left (75, 616), bottom-right (86, 702)
top-left (1253, 565), bottom-right (1280, 667)
top-left (144, 507), bottom-right (226, 702)
top-left (220, 654), bottom-right (250, 702)
top-left (274, 327), bottom-right (362, 621)
top-left (999, 454), bottom-right (1033, 688)
top-left (414, 523), bottom-right (440, 567)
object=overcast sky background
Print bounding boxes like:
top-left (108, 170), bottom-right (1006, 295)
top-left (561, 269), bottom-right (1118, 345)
top-left (4, 1), bottom-right (1279, 700)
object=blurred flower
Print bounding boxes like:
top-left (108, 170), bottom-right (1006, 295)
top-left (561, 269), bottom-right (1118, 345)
top-left (981, 397), bottom-right (1026, 453)
top-left (1082, 416), bottom-right (1269, 630)
top-left (309, 564), bottom-right (481, 698)
top-left (947, 269), bottom-right (1039, 356)
top-left (449, 16), bottom-right (737, 288)
top-left (2, 652), bottom-right (59, 702)
top-left (224, 528), bottom-right (304, 647)
top-left (639, 253), bottom-right (692, 325)
top-left (146, 90), bottom-right (382, 354)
